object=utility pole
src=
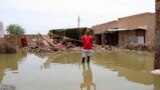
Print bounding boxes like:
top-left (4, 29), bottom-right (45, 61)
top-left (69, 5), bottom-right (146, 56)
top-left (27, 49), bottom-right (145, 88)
top-left (155, 0), bottom-right (160, 69)
top-left (151, 0), bottom-right (160, 75)
top-left (78, 16), bottom-right (80, 28)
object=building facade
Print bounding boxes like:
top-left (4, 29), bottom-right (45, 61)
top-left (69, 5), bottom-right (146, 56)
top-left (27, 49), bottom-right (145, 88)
top-left (92, 12), bottom-right (155, 49)
top-left (118, 12), bottom-right (155, 47)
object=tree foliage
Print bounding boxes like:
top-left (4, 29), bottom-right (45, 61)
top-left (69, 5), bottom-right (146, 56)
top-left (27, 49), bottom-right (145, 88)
top-left (6, 24), bottom-right (25, 35)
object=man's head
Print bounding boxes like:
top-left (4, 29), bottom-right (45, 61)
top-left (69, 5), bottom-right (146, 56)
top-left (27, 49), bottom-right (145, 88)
top-left (86, 28), bottom-right (94, 35)
top-left (86, 30), bottom-right (90, 35)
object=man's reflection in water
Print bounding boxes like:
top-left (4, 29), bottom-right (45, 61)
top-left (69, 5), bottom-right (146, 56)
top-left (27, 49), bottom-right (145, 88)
top-left (41, 61), bottom-right (51, 69)
top-left (80, 63), bottom-right (96, 90)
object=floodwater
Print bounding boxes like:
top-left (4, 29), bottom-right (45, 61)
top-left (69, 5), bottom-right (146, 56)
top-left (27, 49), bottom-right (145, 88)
top-left (0, 50), bottom-right (160, 90)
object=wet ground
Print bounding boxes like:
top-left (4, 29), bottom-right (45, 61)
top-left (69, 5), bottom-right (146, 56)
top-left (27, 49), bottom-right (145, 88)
top-left (0, 50), bottom-right (160, 90)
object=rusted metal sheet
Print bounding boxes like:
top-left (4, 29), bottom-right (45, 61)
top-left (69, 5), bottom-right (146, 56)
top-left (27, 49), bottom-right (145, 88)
top-left (50, 27), bottom-right (88, 40)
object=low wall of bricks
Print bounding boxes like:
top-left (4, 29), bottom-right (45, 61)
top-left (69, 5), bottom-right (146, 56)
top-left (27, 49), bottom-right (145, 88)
top-left (0, 35), bottom-right (17, 53)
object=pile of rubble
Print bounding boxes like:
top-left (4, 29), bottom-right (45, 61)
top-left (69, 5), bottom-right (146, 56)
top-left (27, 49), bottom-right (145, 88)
top-left (25, 34), bottom-right (153, 54)
top-left (120, 44), bottom-right (154, 51)
top-left (26, 33), bottom-right (82, 53)
top-left (94, 44), bottom-right (153, 52)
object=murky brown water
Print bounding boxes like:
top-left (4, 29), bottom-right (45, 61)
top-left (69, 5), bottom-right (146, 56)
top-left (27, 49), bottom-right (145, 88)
top-left (0, 50), bottom-right (160, 90)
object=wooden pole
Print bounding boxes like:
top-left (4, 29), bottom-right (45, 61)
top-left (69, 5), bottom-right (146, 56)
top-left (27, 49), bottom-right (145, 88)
top-left (155, 0), bottom-right (160, 69)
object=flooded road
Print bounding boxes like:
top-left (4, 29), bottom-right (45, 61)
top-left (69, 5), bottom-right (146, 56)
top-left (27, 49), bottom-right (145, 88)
top-left (0, 50), bottom-right (160, 90)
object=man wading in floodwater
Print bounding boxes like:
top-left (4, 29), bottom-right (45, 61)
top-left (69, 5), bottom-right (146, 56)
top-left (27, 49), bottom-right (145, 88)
top-left (81, 29), bottom-right (94, 63)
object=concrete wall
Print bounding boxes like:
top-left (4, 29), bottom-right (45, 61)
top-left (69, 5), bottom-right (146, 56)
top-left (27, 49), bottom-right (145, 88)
top-left (0, 21), bottom-right (4, 38)
top-left (0, 34), bottom-right (40, 53)
top-left (118, 13), bottom-right (151, 29)
top-left (118, 12), bottom-right (155, 47)
top-left (0, 35), bottom-right (17, 53)
top-left (16, 35), bottom-right (40, 47)
top-left (4, 34), bottom-right (41, 48)
top-left (145, 13), bottom-right (155, 47)
top-left (6, 34), bottom-right (40, 47)
top-left (92, 20), bottom-right (118, 34)
top-left (119, 30), bottom-right (137, 45)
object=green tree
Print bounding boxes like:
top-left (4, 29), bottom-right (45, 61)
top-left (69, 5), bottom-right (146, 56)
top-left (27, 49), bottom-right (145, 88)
top-left (6, 24), bottom-right (25, 35)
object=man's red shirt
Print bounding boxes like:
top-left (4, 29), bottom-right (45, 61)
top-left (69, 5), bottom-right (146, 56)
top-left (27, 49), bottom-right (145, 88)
top-left (81, 35), bottom-right (94, 49)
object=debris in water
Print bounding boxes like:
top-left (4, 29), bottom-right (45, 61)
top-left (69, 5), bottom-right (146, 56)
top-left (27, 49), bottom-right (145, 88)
top-left (0, 84), bottom-right (15, 90)
top-left (151, 69), bottom-right (160, 75)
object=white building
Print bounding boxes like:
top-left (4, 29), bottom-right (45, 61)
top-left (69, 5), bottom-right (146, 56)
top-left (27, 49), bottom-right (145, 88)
top-left (0, 21), bottom-right (4, 38)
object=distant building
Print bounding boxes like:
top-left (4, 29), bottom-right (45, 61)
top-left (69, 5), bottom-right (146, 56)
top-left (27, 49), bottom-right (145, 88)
top-left (92, 12), bottom-right (155, 48)
top-left (0, 21), bottom-right (4, 38)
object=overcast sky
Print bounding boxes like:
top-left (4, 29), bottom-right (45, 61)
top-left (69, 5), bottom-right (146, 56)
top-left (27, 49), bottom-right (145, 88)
top-left (0, 0), bottom-right (155, 34)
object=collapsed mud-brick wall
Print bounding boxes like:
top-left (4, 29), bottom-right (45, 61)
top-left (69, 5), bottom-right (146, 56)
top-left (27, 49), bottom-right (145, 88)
top-left (0, 35), bottom-right (17, 53)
